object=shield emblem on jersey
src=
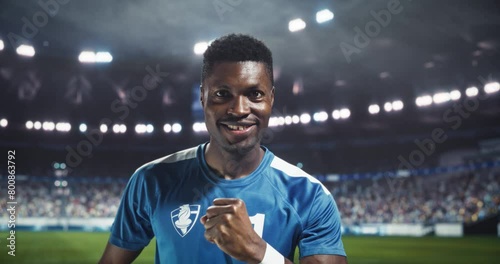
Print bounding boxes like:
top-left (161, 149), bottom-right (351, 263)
top-left (171, 204), bottom-right (201, 237)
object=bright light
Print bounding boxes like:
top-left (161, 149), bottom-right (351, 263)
top-left (316, 9), bottom-right (334, 23)
top-left (42, 121), bottom-right (55, 131)
top-left (484, 82), bottom-right (500, 94)
top-left (392, 100), bottom-right (404, 111)
top-left (79, 51), bottom-right (112, 63)
top-left (292, 115), bottom-right (300, 124)
top-left (415, 95), bottom-right (432, 107)
top-left (164, 124), bottom-right (172, 133)
top-left (61, 180), bottom-right (68, 187)
top-left (26, 120), bottom-right (34, 129)
top-left (113, 124), bottom-right (121, 134)
top-left (60, 163), bottom-right (67, 169)
top-left (449, 90), bottom-right (461, 100)
top-left (0, 39), bottom-right (4, 51)
top-left (0, 118), bottom-right (7, 128)
top-left (56, 122), bottom-right (71, 132)
top-left (466, 87), bottom-right (478, 97)
top-left (368, 104), bottom-right (380, 114)
top-left (79, 123), bottom-right (87, 133)
top-left (340, 108), bottom-right (351, 119)
top-left (100, 124), bottom-right (108, 133)
top-left (120, 124), bottom-right (127, 133)
top-left (193, 122), bottom-right (207, 133)
top-left (299, 113), bottom-right (311, 124)
top-left (95, 52), bottom-right (113, 63)
top-left (332, 110), bottom-right (340, 120)
top-left (289, 18), bottom-right (306, 32)
top-left (79, 51), bottom-right (95, 63)
top-left (313, 111), bottom-right (328, 122)
top-left (172, 123), bottom-right (182, 133)
top-left (194, 42), bottom-right (209, 55)
top-left (284, 116), bottom-right (292, 125)
top-left (146, 124), bottom-right (154, 133)
top-left (433, 92), bottom-right (451, 104)
top-left (135, 124), bottom-right (146, 134)
top-left (268, 117), bottom-right (278, 127)
top-left (16, 44), bottom-right (35, 57)
top-left (34, 121), bottom-right (42, 130)
top-left (384, 102), bottom-right (393, 112)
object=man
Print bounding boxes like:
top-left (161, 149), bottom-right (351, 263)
top-left (99, 34), bottom-right (347, 264)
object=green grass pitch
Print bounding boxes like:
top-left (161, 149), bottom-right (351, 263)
top-left (0, 232), bottom-right (499, 263)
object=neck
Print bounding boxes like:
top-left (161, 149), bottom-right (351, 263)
top-left (205, 142), bottom-right (264, 180)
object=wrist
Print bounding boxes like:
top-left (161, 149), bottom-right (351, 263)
top-left (258, 243), bottom-right (284, 264)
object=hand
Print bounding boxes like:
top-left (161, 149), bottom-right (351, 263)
top-left (200, 198), bottom-right (266, 263)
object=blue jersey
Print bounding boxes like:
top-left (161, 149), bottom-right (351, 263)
top-left (110, 143), bottom-right (346, 263)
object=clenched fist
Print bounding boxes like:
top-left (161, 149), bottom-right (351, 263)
top-left (200, 198), bottom-right (266, 263)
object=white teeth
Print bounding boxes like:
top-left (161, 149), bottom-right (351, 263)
top-left (227, 125), bottom-right (248, 131)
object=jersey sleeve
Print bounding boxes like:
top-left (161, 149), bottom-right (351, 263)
top-left (298, 188), bottom-right (346, 258)
top-left (109, 169), bottom-right (155, 251)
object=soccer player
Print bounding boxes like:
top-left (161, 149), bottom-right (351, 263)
top-left (99, 34), bottom-right (347, 264)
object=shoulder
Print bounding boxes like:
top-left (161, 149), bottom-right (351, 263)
top-left (268, 155), bottom-right (330, 196)
top-left (134, 146), bottom-right (199, 174)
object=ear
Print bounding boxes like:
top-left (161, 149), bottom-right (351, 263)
top-left (200, 85), bottom-right (204, 107)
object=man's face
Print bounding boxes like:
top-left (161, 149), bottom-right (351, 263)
top-left (201, 61), bottom-right (274, 154)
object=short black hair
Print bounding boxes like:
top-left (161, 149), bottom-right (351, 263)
top-left (202, 34), bottom-right (273, 86)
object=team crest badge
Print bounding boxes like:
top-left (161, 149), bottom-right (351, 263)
top-left (171, 204), bottom-right (200, 237)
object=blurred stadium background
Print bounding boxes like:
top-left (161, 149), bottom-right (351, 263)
top-left (1, 0), bottom-right (500, 263)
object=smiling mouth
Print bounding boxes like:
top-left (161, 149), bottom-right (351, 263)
top-left (225, 124), bottom-right (253, 131)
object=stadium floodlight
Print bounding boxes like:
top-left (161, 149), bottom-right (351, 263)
top-left (0, 118), bottom-right (7, 127)
top-left (16, 44), bottom-right (35, 57)
top-left (268, 117), bottom-right (278, 127)
top-left (42, 121), bottom-right (55, 131)
top-left (60, 163), bottom-right (67, 170)
top-left (484, 82), bottom-right (500, 94)
top-left (0, 39), bottom-right (4, 51)
top-left (299, 113), bottom-right (311, 124)
top-left (433, 92), bottom-right (451, 104)
top-left (193, 122), bottom-right (208, 133)
top-left (465, 86), bottom-right (478, 97)
top-left (292, 115), bottom-right (300, 124)
top-left (53, 162), bottom-right (60, 169)
top-left (313, 111), bottom-right (328, 122)
top-left (449, 90), bottom-right (461, 100)
top-left (332, 110), bottom-right (340, 120)
top-left (79, 51), bottom-right (95, 63)
top-left (340, 108), bottom-right (351, 119)
top-left (100, 124), bottom-right (108, 133)
top-left (95, 52), bottom-right (113, 63)
top-left (289, 18), bottom-right (306, 32)
top-left (79, 123), bottom-right (87, 133)
top-left (316, 9), bottom-right (334, 23)
top-left (112, 124), bottom-right (121, 134)
top-left (119, 124), bottom-right (127, 133)
top-left (56, 122), bottom-right (71, 132)
top-left (277, 116), bottom-right (285, 126)
top-left (194, 42), bottom-right (209, 55)
top-left (26, 120), bottom-right (34, 129)
top-left (163, 123), bottom-right (172, 133)
top-left (34, 121), bottom-right (42, 130)
top-left (284, 116), bottom-right (292, 125)
top-left (415, 95), bottom-right (432, 107)
top-left (146, 124), bottom-right (154, 133)
top-left (172, 123), bottom-right (182, 133)
top-left (392, 100), bottom-right (404, 111)
top-left (384, 102), bottom-right (393, 112)
top-left (368, 104), bottom-right (380, 115)
top-left (135, 124), bottom-right (146, 134)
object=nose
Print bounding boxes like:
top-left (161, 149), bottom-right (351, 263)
top-left (227, 95), bottom-right (250, 117)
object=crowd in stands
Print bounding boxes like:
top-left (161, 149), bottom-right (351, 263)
top-left (1, 168), bottom-right (499, 224)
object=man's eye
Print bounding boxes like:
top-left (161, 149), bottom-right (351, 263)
top-left (215, 90), bottom-right (230, 97)
top-left (249, 91), bottom-right (264, 98)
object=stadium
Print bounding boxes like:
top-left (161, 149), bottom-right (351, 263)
top-left (1, 0), bottom-right (500, 263)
